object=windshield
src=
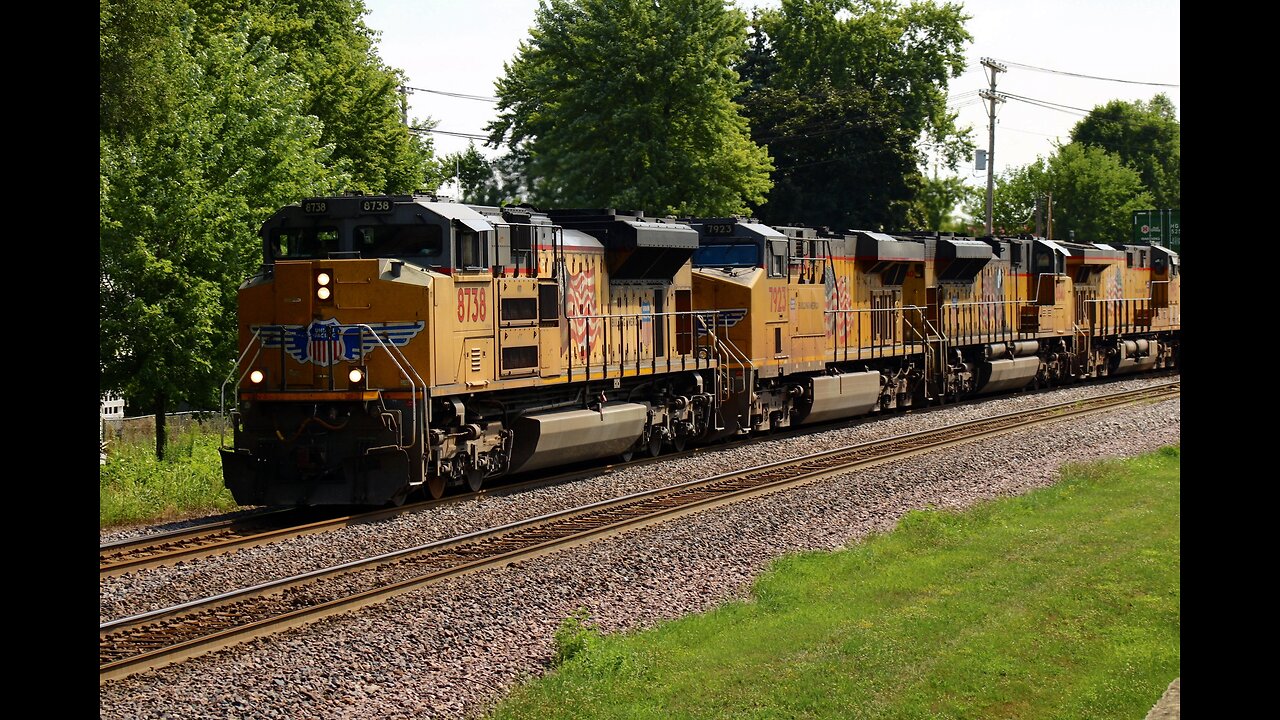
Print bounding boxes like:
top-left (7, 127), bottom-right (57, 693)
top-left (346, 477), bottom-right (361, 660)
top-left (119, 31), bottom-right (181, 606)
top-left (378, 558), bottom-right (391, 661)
top-left (270, 227), bottom-right (339, 260)
top-left (693, 242), bottom-right (759, 268)
top-left (356, 224), bottom-right (444, 259)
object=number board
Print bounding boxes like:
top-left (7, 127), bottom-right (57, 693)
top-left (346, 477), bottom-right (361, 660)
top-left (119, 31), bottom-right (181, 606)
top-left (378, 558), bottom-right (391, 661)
top-left (704, 222), bottom-right (736, 236)
top-left (303, 200), bottom-right (328, 214)
top-left (360, 199), bottom-right (393, 214)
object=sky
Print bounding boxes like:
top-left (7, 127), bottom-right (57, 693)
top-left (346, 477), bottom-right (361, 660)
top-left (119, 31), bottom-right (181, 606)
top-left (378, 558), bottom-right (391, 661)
top-left (361, 0), bottom-right (1180, 196)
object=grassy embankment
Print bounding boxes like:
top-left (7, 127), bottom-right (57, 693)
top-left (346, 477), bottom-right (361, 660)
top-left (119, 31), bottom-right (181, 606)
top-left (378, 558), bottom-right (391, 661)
top-left (99, 419), bottom-right (237, 528)
top-left (490, 445), bottom-right (1181, 720)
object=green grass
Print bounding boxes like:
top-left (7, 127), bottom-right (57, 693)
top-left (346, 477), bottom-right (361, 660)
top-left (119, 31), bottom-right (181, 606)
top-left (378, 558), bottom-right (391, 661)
top-left (489, 446), bottom-right (1180, 720)
top-left (99, 423), bottom-right (238, 528)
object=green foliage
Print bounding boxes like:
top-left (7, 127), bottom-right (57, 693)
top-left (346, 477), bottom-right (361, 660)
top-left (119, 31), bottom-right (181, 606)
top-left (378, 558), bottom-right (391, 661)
top-left (552, 608), bottom-right (601, 666)
top-left (975, 93), bottom-right (1178, 241)
top-left (442, 143), bottom-right (524, 206)
top-left (968, 158), bottom-right (1049, 235)
top-left (743, 0), bottom-right (975, 230)
top-left (100, 21), bottom-right (345, 452)
top-left (744, 79), bottom-right (920, 228)
top-left (911, 172), bottom-right (981, 232)
top-left (186, 0), bottom-right (442, 193)
top-left (100, 0), bottom-right (187, 137)
top-left (488, 0), bottom-right (773, 216)
top-left (100, 423), bottom-right (237, 527)
top-left (489, 446), bottom-right (1180, 719)
top-left (1071, 93), bottom-right (1179, 209)
top-left (971, 143), bottom-right (1152, 243)
top-left (1046, 142), bottom-right (1154, 244)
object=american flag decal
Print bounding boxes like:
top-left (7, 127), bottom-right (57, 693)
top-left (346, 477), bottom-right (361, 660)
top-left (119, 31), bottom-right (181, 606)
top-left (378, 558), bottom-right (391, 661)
top-left (567, 268), bottom-right (598, 355)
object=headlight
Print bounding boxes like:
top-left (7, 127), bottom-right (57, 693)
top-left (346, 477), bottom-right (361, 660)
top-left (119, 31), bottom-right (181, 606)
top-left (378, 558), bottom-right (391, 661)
top-left (316, 272), bottom-right (331, 286)
top-left (317, 286), bottom-right (331, 300)
top-left (249, 369), bottom-right (264, 384)
top-left (348, 368), bottom-right (364, 384)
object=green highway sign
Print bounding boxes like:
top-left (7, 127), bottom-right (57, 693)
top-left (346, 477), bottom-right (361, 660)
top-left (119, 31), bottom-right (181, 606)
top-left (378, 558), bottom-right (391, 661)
top-left (1132, 209), bottom-right (1179, 253)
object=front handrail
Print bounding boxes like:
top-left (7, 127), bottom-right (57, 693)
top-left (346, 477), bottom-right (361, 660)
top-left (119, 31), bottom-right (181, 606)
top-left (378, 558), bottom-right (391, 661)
top-left (220, 323), bottom-right (429, 453)
top-left (352, 323), bottom-right (428, 452)
top-left (694, 310), bottom-right (755, 370)
top-left (219, 327), bottom-right (265, 447)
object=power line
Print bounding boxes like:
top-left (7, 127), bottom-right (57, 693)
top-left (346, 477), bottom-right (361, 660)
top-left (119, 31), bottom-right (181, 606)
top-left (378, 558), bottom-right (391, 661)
top-left (409, 127), bottom-right (495, 142)
top-left (403, 85), bottom-right (499, 103)
top-left (999, 92), bottom-right (1092, 116)
top-left (994, 59), bottom-right (1179, 88)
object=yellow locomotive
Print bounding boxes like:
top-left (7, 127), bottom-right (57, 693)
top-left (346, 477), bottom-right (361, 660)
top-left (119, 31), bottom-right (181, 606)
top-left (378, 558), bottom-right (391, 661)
top-left (221, 194), bottom-right (1179, 506)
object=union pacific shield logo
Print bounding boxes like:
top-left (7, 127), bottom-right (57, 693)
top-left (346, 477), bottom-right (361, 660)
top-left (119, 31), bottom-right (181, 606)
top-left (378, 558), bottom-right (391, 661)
top-left (253, 319), bottom-right (425, 365)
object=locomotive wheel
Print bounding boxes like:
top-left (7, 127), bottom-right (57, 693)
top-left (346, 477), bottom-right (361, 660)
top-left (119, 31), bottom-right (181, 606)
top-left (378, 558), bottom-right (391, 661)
top-left (426, 475), bottom-right (446, 500)
top-left (647, 432), bottom-right (663, 458)
top-left (671, 433), bottom-right (688, 452)
top-left (466, 466), bottom-right (485, 493)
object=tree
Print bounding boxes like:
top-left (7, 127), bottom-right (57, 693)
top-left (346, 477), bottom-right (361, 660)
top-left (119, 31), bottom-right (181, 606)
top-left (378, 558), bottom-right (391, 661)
top-left (441, 144), bottom-right (520, 206)
top-left (1045, 143), bottom-right (1153, 244)
top-left (967, 159), bottom-right (1049, 236)
top-left (487, 0), bottom-right (773, 216)
top-left (1070, 94), bottom-right (1179, 209)
top-left (741, 0), bottom-right (975, 230)
top-left (187, 0), bottom-right (442, 193)
top-left (745, 80), bottom-right (919, 228)
top-left (100, 0), bottom-right (186, 138)
top-left (912, 172), bottom-right (980, 232)
top-left (969, 144), bottom-right (1151, 243)
top-left (100, 25), bottom-right (346, 459)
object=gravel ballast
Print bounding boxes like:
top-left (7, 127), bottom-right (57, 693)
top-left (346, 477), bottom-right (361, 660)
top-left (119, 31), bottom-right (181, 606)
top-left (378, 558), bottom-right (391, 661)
top-left (99, 376), bottom-right (1179, 719)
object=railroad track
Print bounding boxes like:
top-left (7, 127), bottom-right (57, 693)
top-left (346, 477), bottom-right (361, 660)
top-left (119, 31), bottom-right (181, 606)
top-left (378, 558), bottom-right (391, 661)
top-left (98, 440), bottom-right (738, 579)
top-left (99, 380), bottom-right (1177, 684)
top-left (100, 372), bottom-right (1176, 577)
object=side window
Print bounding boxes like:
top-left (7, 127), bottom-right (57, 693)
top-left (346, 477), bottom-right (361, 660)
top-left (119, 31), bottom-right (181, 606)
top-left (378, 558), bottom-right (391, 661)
top-left (456, 231), bottom-right (485, 269)
top-left (1034, 248), bottom-right (1053, 273)
top-left (767, 241), bottom-right (786, 278)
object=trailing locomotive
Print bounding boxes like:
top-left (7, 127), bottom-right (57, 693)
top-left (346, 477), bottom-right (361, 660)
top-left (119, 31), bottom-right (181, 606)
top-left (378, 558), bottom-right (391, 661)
top-left (220, 193), bottom-right (1180, 506)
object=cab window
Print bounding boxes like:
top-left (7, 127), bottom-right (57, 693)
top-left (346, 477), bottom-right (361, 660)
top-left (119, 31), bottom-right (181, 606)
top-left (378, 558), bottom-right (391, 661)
top-left (355, 224), bottom-right (443, 259)
top-left (270, 227), bottom-right (339, 260)
top-left (693, 243), bottom-right (759, 268)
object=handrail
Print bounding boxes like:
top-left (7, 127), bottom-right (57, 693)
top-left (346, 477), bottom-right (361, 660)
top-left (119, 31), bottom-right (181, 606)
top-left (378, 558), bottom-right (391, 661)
top-left (352, 323), bottom-right (428, 452)
top-left (693, 310), bottom-right (754, 370)
top-left (1083, 297), bottom-right (1154, 337)
top-left (219, 327), bottom-right (265, 447)
top-left (563, 307), bottom-right (721, 379)
top-left (220, 323), bottom-right (429, 453)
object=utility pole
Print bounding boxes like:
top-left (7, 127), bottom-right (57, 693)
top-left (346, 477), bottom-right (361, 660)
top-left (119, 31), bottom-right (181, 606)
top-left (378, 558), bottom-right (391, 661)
top-left (979, 57), bottom-right (1006, 237)
top-left (399, 85), bottom-right (410, 127)
top-left (1046, 192), bottom-right (1053, 240)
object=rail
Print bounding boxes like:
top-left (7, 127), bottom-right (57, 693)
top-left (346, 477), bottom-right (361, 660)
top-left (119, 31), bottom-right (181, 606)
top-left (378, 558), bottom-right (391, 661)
top-left (934, 299), bottom-right (1033, 346)
top-left (825, 305), bottom-right (935, 362)
top-left (1083, 297), bottom-right (1162, 337)
top-left (563, 308), bottom-right (720, 382)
